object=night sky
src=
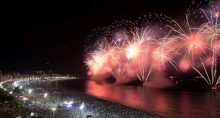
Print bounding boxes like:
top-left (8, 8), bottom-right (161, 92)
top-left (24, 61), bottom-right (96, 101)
top-left (1, 0), bottom-right (197, 76)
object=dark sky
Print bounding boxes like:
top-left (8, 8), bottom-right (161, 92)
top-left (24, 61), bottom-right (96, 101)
top-left (1, 0), bottom-right (196, 76)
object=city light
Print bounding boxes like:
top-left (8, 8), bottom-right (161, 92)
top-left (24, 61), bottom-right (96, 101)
top-left (0, 74), bottom-right (78, 117)
top-left (80, 103), bottom-right (84, 110)
top-left (13, 81), bottom-right (19, 87)
top-left (66, 102), bottom-right (73, 108)
top-left (51, 107), bottom-right (57, 112)
top-left (30, 112), bottom-right (35, 117)
top-left (0, 83), bottom-right (3, 88)
top-left (28, 89), bottom-right (32, 94)
top-left (22, 97), bottom-right (28, 101)
top-left (63, 100), bottom-right (74, 108)
top-left (0, 0), bottom-right (219, 117)
top-left (44, 93), bottom-right (48, 98)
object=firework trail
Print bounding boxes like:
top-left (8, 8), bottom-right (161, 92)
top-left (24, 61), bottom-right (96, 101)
top-left (172, 0), bottom-right (220, 88)
top-left (190, 3), bottom-right (220, 88)
top-left (125, 27), bottom-right (154, 84)
top-left (110, 45), bottom-right (128, 81)
top-left (84, 0), bottom-right (220, 88)
top-left (152, 37), bottom-right (179, 71)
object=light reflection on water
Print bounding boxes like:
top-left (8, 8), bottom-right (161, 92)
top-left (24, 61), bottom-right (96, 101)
top-left (62, 80), bottom-right (220, 118)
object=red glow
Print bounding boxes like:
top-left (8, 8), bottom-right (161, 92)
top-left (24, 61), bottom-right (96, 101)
top-left (204, 56), bottom-right (215, 67)
top-left (153, 50), bottom-right (166, 70)
top-left (179, 59), bottom-right (191, 72)
top-left (125, 43), bottom-right (141, 59)
top-left (213, 40), bottom-right (220, 54)
top-left (185, 33), bottom-right (206, 55)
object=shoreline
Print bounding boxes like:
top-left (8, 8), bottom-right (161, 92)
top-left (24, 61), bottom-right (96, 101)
top-left (1, 78), bottom-right (161, 118)
top-left (49, 80), bottom-right (161, 118)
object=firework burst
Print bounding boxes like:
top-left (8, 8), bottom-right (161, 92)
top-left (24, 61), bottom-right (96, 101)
top-left (190, 6), bottom-right (220, 88)
top-left (84, 0), bottom-right (220, 88)
top-left (125, 27), bottom-right (154, 84)
top-left (152, 38), bottom-right (179, 71)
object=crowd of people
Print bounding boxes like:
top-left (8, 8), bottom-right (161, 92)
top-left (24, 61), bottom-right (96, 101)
top-left (0, 74), bottom-right (159, 118)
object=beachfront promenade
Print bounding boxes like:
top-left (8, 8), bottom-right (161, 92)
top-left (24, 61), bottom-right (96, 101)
top-left (0, 75), bottom-right (159, 118)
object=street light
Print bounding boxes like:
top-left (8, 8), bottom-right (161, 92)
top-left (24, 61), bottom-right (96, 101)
top-left (79, 103), bottom-right (84, 118)
top-left (44, 93), bottom-right (48, 98)
top-left (79, 103), bottom-right (84, 110)
top-left (51, 107), bottom-right (56, 117)
top-left (13, 81), bottom-right (19, 87)
top-left (51, 107), bottom-right (56, 111)
top-left (30, 112), bottom-right (35, 117)
top-left (22, 97), bottom-right (28, 102)
top-left (0, 83), bottom-right (3, 88)
top-left (28, 89), bottom-right (32, 94)
top-left (65, 101), bottom-right (73, 108)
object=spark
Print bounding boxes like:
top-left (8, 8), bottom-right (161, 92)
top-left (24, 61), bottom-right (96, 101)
top-left (84, 1), bottom-right (220, 88)
top-left (152, 39), bottom-right (178, 70)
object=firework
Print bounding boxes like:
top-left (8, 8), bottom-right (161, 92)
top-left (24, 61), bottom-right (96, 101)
top-left (179, 59), bottom-right (192, 72)
top-left (125, 43), bottom-right (141, 60)
top-left (190, 6), bottom-right (220, 88)
top-left (84, 0), bottom-right (220, 88)
top-left (152, 39), bottom-right (178, 70)
top-left (110, 46), bottom-right (128, 81)
top-left (85, 51), bottom-right (109, 76)
top-left (126, 27), bottom-right (154, 84)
